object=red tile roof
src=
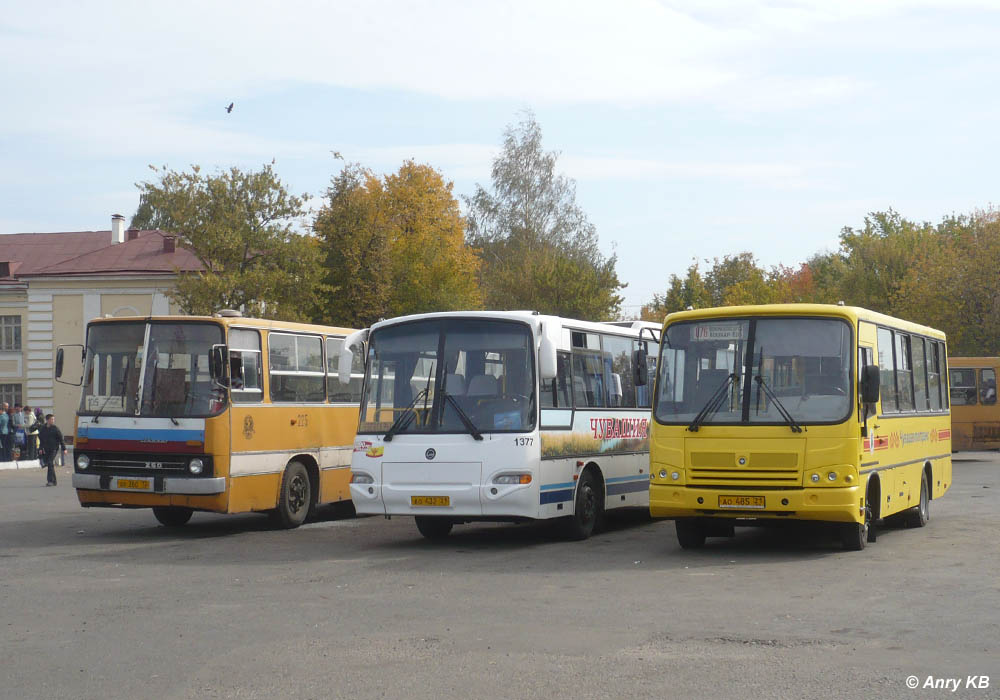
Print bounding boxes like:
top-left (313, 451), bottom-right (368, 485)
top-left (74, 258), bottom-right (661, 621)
top-left (0, 229), bottom-right (203, 282)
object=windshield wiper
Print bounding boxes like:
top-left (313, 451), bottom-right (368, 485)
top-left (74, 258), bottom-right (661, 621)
top-left (754, 375), bottom-right (803, 433)
top-left (687, 373), bottom-right (738, 432)
top-left (442, 391), bottom-right (484, 441)
top-left (384, 388), bottom-right (428, 442)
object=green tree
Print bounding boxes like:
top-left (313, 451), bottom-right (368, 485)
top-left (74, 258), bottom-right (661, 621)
top-left (314, 161), bottom-right (482, 328)
top-left (465, 112), bottom-right (624, 319)
top-left (896, 209), bottom-right (1000, 356)
top-left (133, 164), bottom-right (325, 320)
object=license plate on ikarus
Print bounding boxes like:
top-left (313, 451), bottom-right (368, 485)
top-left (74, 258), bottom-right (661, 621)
top-left (115, 477), bottom-right (152, 491)
top-left (719, 495), bottom-right (765, 509)
top-left (411, 496), bottom-right (449, 507)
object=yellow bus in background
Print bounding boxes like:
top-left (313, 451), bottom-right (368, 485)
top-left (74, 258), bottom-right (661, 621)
top-left (948, 357), bottom-right (1000, 451)
top-left (57, 312), bottom-right (363, 528)
top-left (649, 304), bottom-right (951, 551)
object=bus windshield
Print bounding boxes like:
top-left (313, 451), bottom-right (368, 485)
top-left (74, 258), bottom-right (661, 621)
top-left (655, 317), bottom-right (852, 426)
top-left (359, 318), bottom-right (536, 435)
top-left (80, 321), bottom-right (225, 418)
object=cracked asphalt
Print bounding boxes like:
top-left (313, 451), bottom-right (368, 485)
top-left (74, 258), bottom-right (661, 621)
top-left (2, 455), bottom-right (998, 700)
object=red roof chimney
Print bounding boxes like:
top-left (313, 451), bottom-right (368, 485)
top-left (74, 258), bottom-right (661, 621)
top-left (127, 228), bottom-right (139, 241)
top-left (163, 236), bottom-right (176, 253)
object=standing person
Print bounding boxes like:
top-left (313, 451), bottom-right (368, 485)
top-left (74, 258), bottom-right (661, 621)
top-left (12, 403), bottom-right (25, 459)
top-left (0, 402), bottom-right (10, 462)
top-left (38, 414), bottom-right (67, 487)
top-left (23, 406), bottom-right (38, 460)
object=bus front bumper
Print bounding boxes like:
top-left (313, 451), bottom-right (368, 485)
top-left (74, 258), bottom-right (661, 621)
top-left (650, 483), bottom-right (862, 524)
top-left (73, 473), bottom-right (226, 495)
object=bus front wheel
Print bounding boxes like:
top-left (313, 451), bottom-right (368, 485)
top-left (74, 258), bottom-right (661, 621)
top-left (152, 506), bottom-right (193, 527)
top-left (272, 461), bottom-right (312, 529)
top-left (415, 516), bottom-right (453, 540)
top-left (562, 470), bottom-right (602, 540)
top-left (841, 504), bottom-right (871, 551)
top-left (675, 519), bottom-right (706, 549)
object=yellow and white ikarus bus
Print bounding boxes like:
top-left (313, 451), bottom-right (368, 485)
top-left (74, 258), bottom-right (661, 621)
top-left (57, 312), bottom-right (362, 528)
top-left (338, 311), bottom-right (660, 540)
top-left (648, 304), bottom-right (951, 551)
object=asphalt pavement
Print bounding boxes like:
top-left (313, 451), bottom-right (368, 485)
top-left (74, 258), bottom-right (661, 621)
top-left (1, 455), bottom-right (998, 700)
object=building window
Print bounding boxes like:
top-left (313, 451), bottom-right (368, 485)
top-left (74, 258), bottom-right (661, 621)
top-left (0, 383), bottom-right (22, 406)
top-left (0, 316), bottom-right (21, 351)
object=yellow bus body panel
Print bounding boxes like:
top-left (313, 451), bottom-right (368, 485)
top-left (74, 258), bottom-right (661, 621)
top-left (948, 357), bottom-right (1000, 450)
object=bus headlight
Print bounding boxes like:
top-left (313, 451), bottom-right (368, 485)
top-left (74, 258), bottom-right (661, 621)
top-left (827, 471), bottom-right (837, 482)
top-left (189, 458), bottom-right (204, 475)
top-left (671, 471), bottom-right (680, 481)
top-left (351, 473), bottom-right (374, 484)
top-left (493, 473), bottom-right (532, 485)
top-left (76, 454), bottom-right (90, 470)
top-left (811, 473), bottom-right (820, 483)
top-left (659, 469), bottom-right (668, 479)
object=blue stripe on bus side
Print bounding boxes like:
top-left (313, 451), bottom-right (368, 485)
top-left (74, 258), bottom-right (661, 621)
top-left (540, 481), bottom-right (575, 491)
top-left (540, 488), bottom-right (575, 505)
top-left (605, 479), bottom-right (649, 496)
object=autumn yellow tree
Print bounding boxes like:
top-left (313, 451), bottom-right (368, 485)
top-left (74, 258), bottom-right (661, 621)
top-left (314, 161), bottom-right (482, 327)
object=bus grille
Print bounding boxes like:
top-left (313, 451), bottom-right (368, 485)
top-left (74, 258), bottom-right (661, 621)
top-left (88, 454), bottom-right (190, 472)
top-left (689, 451), bottom-right (800, 486)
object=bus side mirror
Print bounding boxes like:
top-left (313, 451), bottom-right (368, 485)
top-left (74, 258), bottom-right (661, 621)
top-left (210, 345), bottom-right (229, 387)
top-left (339, 329), bottom-right (368, 385)
top-left (634, 348), bottom-right (648, 386)
top-left (860, 364), bottom-right (880, 404)
top-left (54, 344), bottom-right (84, 386)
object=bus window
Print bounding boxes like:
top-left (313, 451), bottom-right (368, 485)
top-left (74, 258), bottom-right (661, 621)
top-left (877, 328), bottom-right (897, 412)
top-left (572, 332), bottom-right (608, 408)
top-left (949, 368), bottom-right (977, 406)
top-left (928, 342), bottom-right (942, 410)
top-left (912, 337), bottom-right (928, 411)
top-left (540, 351), bottom-right (571, 408)
top-left (230, 329), bottom-right (262, 403)
top-left (269, 333), bottom-right (325, 403)
top-left (603, 335), bottom-right (635, 408)
top-left (981, 368), bottom-right (997, 405)
top-left (895, 333), bottom-right (915, 411)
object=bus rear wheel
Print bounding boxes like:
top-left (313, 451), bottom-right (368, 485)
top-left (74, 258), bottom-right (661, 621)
top-left (152, 506), bottom-right (193, 527)
top-left (906, 472), bottom-right (930, 528)
top-left (675, 519), bottom-right (707, 549)
top-left (415, 516), bottom-right (453, 540)
top-left (271, 461), bottom-right (312, 529)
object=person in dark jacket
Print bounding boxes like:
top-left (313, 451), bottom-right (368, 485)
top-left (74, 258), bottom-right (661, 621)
top-left (38, 414), bottom-right (66, 486)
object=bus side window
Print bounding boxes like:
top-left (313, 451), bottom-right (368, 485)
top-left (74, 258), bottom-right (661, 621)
top-left (540, 351), bottom-right (571, 408)
top-left (230, 329), bottom-right (263, 403)
top-left (981, 368), bottom-right (997, 405)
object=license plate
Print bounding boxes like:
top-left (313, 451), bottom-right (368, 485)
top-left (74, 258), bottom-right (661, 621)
top-left (719, 495), bottom-right (765, 509)
top-left (116, 478), bottom-right (152, 491)
top-left (411, 496), bottom-right (449, 507)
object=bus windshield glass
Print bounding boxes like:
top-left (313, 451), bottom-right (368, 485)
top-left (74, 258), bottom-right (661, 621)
top-left (359, 318), bottom-right (536, 435)
top-left (80, 321), bottom-right (225, 418)
top-left (655, 317), bottom-right (852, 426)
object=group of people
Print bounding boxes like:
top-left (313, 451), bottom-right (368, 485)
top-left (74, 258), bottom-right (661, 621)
top-left (1, 402), bottom-right (67, 486)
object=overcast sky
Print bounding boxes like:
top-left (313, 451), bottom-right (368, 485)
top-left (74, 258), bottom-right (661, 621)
top-left (2, 0), bottom-right (998, 312)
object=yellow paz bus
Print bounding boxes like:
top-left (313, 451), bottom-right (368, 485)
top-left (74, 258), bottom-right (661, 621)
top-left (57, 312), bottom-right (363, 528)
top-left (648, 304), bottom-right (952, 551)
top-left (947, 357), bottom-right (1000, 451)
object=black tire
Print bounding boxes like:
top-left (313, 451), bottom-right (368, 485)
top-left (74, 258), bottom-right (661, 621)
top-left (415, 516), bottom-right (453, 540)
top-left (152, 506), bottom-right (193, 527)
top-left (271, 461), bottom-right (312, 529)
top-left (906, 472), bottom-right (930, 528)
top-left (841, 504), bottom-right (871, 551)
top-left (562, 470), bottom-right (602, 540)
top-left (676, 519), bottom-right (707, 549)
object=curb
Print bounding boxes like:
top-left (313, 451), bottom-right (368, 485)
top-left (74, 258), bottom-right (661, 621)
top-left (0, 459), bottom-right (43, 471)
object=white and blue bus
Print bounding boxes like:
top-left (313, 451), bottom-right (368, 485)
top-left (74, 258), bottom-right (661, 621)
top-left (338, 311), bottom-right (660, 540)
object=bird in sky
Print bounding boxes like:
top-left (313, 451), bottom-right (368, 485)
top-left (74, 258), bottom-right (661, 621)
top-left (226, 102), bottom-right (234, 114)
